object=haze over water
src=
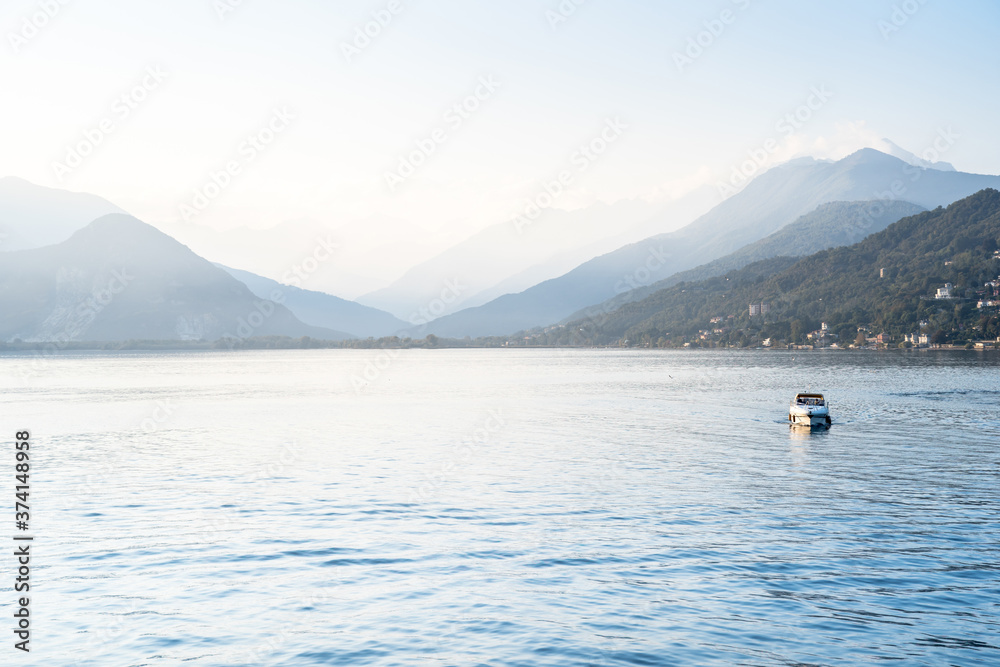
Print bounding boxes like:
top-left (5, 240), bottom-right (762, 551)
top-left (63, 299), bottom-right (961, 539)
top-left (3, 349), bottom-right (999, 666)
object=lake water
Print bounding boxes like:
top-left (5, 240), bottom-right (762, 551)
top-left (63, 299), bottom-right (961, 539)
top-left (2, 349), bottom-right (999, 666)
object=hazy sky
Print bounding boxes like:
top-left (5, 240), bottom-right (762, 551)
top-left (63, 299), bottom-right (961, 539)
top-left (3, 0), bottom-right (998, 287)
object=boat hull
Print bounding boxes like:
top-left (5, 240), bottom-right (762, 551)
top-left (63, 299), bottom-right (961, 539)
top-left (788, 406), bottom-right (831, 428)
top-left (789, 413), bottom-right (831, 428)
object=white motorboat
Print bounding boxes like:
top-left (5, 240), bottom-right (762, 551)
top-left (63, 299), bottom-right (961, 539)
top-left (788, 393), bottom-right (831, 428)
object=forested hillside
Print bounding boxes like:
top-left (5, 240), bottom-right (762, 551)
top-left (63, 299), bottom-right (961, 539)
top-left (547, 190), bottom-right (1000, 348)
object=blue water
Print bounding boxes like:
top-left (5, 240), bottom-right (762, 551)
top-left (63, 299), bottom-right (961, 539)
top-left (2, 349), bottom-right (999, 666)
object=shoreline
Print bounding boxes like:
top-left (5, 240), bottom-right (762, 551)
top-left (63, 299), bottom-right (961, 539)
top-left (1, 341), bottom-right (997, 354)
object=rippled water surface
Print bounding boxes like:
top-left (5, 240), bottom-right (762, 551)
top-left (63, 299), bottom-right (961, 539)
top-left (2, 349), bottom-right (999, 666)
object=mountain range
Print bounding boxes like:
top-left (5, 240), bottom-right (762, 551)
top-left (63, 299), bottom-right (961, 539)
top-left (414, 149), bottom-right (1000, 339)
top-left (217, 265), bottom-right (408, 338)
top-left (0, 215), bottom-right (348, 342)
top-left (357, 187), bottom-right (717, 319)
top-left (567, 199), bottom-right (927, 324)
top-left (2, 146), bottom-right (1000, 344)
top-left (556, 188), bottom-right (1000, 347)
top-left (0, 177), bottom-right (125, 252)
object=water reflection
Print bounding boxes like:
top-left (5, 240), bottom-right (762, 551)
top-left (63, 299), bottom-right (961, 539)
top-left (788, 423), bottom-right (830, 469)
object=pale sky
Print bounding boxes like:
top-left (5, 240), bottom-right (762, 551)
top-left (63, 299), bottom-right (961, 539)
top-left (3, 0), bottom-right (999, 292)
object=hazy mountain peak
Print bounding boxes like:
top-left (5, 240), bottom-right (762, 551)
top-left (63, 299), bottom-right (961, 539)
top-left (0, 176), bottom-right (121, 208)
top-left (0, 177), bottom-right (126, 251)
top-left (0, 176), bottom-right (36, 188)
top-left (0, 213), bottom-right (350, 342)
top-left (774, 156), bottom-right (823, 169)
top-left (839, 147), bottom-right (904, 166)
top-left (72, 213), bottom-right (174, 243)
top-left (835, 142), bottom-right (956, 172)
top-left (876, 138), bottom-right (956, 172)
